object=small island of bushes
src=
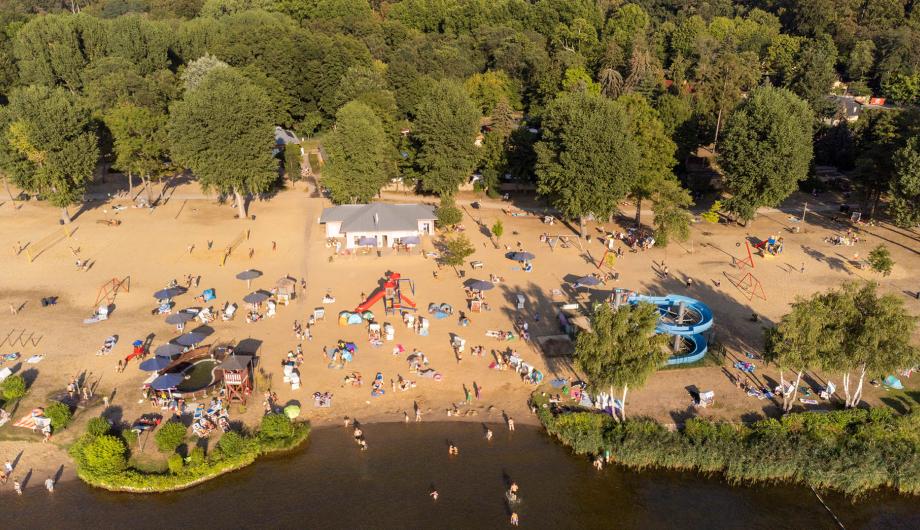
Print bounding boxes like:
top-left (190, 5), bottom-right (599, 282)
top-left (533, 393), bottom-right (920, 497)
top-left (69, 413), bottom-right (309, 492)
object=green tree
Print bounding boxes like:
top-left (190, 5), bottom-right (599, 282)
top-left (322, 101), bottom-right (392, 204)
top-left (155, 421), bottom-right (187, 453)
top-left (789, 34), bottom-right (838, 116)
top-left (283, 143), bottom-right (301, 182)
top-left (0, 374), bottom-right (26, 401)
top-left (612, 94), bottom-right (677, 228)
top-left (818, 282), bottom-right (919, 408)
top-left (718, 86), bottom-right (814, 223)
top-left (86, 417), bottom-right (112, 437)
top-left (574, 303), bottom-right (667, 420)
top-left (694, 50), bottom-right (761, 152)
top-left (867, 245), bottom-right (894, 276)
top-left (168, 67), bottom-right (278, 218)
top-left (413, 79), bottom-right (480, 197)
top-left (435, 196), bottom-right (463, 228)
top-left (464, 70), bottom-right (521, 115)
top-left (105, 103), bottom-right (171, 204)
top-left (180, 53), bottom-right (229, 92)
top-left (491, 219), bottom-right (504, 240)
top-left (535, 92), bottom-right (638, 236)
top-left (4, 85), bottom-right (99, 223)
top-left (217, 431), bottom-right (248, 456)
top-left (889, 137), bottom-right (920, 227)
top-left (440, 233), bottom-right (475, 269)
top-left (764, 295), bottom-right (832, 411)
top-left (651, 179), bottom-right (693, 247)
top-left (561, 66), bottom-right (601, 95)
top-left (846, 40), bottom-right (876, 81)
top-left (83, 435), bottom-right (128, 476)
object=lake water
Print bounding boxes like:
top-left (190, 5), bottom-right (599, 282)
top-left (4, 422), bottom-right (918, 529)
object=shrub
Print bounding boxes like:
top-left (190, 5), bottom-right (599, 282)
top-left (121, 429), bottom-right (138, 447)
top-left (260, 413), bottom-right (294, 439)
top-left (155, 421), bottom-right (187, 453)
top-left (86, 417), bottom-right (111, 437)
top-left (218, 431), bottom-right (247, 457)
top-left (701, 200), bottom-right (722, 223)
top-left (83, 435), bottom-right (127, 475)
top-left (1, 374), bottom-right (26, 401)
top-left (167, 454), bottom-right (184, 474)
top-left (435, 198), bottom-right (463, 228)
top-left (440, 234), bottom-right (475, 267)
top-left (187, 447), bottom-right (206, 467)
top-left (45, 401), bottom-right (72, 430)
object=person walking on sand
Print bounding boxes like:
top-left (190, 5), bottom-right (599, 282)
top-left (507, 417), bottom-right (515, 431)
top-left (800, 262), bottom-right (805, 274)
top-left (4, 460), bottom-right (13, 476)
top-left (13, 479), bottom-right (22, 495)
top-left (510, 512), bottom-right (519, 526)
top-left (486, 428), bottom-right (493, 441)
top-left (474, 382), bottom-right (482, 400)
top-left (415, 406), bottom-right (422, 422)
top-left (45, 478), bottom-right (54, 493)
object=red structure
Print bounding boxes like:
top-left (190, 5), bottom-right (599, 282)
top-left (736, 272), bottom-right (767, 301)
top-left (734, 241), bottom-right (755, 270)
top-left (355, 271), bottom-right (417, 315)
top-left (218, 354), bottom-right (253, 404)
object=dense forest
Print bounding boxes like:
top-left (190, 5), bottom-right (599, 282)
top-left (0, 0), bottom-right (917, 228)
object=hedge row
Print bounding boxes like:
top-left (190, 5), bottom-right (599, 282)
top-left (532, 394), bottom-right (920, 497)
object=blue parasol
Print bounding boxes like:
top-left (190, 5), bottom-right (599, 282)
top-left (139, 357), bottom-right (172, 372)
top-left (153, 286), bottom-right (187, 300)
top-left (154, 343), bottom-right (184, 357)
top-left (150, 373), bottom-right (184, 390)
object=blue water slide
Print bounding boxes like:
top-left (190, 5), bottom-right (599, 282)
top-left (626, 294), bottom-right (713, 365)
top-left (627, 294), bottom-right (714, 335)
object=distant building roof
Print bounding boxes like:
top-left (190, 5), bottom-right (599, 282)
top-left (274, 126), bottom-right (300, 145)
top-left (320, 203), bottom-right (436, 233)
top-left (219, 354), bottom-right (253, 371)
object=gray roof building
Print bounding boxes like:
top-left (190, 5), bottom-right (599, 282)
top-left (320, 203), bottom-right (436, 248)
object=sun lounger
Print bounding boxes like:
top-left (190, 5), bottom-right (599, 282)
top-left (222, 302), bottom-right (237, 321)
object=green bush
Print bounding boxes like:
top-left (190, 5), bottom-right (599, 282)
top-left (491, 219), bottom-right (504, 239)
top-left (155, 421), bottom-right (187, 453)
top-left (45, 401), bottom-right (72, 430)
top-left (83, 435), bottom-right (127, 475)
top-left (217, 431), bottom-right (247, 457)
top-left (534, 391), bottom-right (920, 497)
top-left (167, 454), bottom-right (184, 474)
top-left (187, 447), bottom-right (206, 467)
top-left (1, 374), bottom-right (27, 401)
top-left (259, 413), bottom-right (294, 440)
top-left (86, 417), bottom-right (111, 437)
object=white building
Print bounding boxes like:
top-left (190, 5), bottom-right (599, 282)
top-left (319, 203), bottom-right (436, 249)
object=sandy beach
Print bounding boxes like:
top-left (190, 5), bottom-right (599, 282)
top-left (1, 179), bottom-right (918, 488)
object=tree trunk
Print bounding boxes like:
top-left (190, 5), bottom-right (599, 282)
top-left (634, 196), bottom-right (642, 228)
top-left (787, 370), bottom-right (803, 412)
top-left (234, 189), bottom-right (247, 219)
top-left (620, 384), bottom-right (628, 422)
top-left (609, 385), bottom-right (618, 422)
top-left (852, 364), bottom-right (867, 407)
top-left (579, 217), bottom-right (587, 239)
top-left (61, 207), bottom-right (72, 224)
top-left (127, 171), bottom-right (133, 195)
top-left (712, 106), bottom-right (724, 154)
top-left (143, 175), bottom-right (153, 204)
top-left (869, 190), bottom-right (881, 220)
top-left (842, 372), bottom-right (851, 408)
top-left (779, 369), bottom-right (787, 410)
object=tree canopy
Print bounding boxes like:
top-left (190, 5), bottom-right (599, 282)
top-left (168, 67), bottom-right (277, 218)
top-left (719, 86), bottom-right (814, 222)
top-left (322, 100), bottom-right (392, 204)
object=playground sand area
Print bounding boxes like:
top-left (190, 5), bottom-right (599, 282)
top-left (0, 181), bottom-right (919, 487)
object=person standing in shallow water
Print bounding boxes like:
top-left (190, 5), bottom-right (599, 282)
top-left (510, 512), bottom-right (519, 526)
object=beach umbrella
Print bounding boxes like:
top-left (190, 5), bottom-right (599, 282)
top-left (165, 311), bottom-right (197, 325)
top-left (236, 269), bottom-right (262, 288)
top-left (574, 276), bottom-right (601, 287)
top-left (152, 286), bottom-right (186, 300)
top-left (154, 343), bottom-right (184, 358)
top-left (174, 332), bottom-right (207, 347)
top-left (464, 279), bottom-right (495, 291)
top-left (139, 357), bottom-right (172, 372)
top-left (243, 290), bottom-right (271, 305)
top-left (508, 251), bottom-right (535, 261)
top-left (150, 373), bottom-right (184, 390)
top-left (284, 405), bottom-right (301, 419)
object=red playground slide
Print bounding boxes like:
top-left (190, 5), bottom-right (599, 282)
top-left (355, 289), bottom-right (386, 313)
top-left (399, 293), bottom-right (417, 309)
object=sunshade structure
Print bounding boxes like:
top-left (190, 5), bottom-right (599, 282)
top-left (400, 236), bottom-right (421, 245)
top-left (165, 311), bottom-right (198, 325)
top-left (150, 373), bottom-right (184, 390)
top-left (154, 343), bottom-right (184, 358)
top-left (243, 290), bottom-right (271, 305)
top-left (464, 279), bottom-right (495, 291)
top-left (573, 276), bottom-right (601, 287)
top-left (357, 236), bottom-right (377, 247)
top-left (174, 331), bottom-right (208, 347)
top-left (236, 269), bottom-right (262, 288)
top-left (139, 357), bottom-right (172, 372)
top-left (508, 251), bottom-right (535, 261)
top-left (153, 286), bottom-right (187, 300)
